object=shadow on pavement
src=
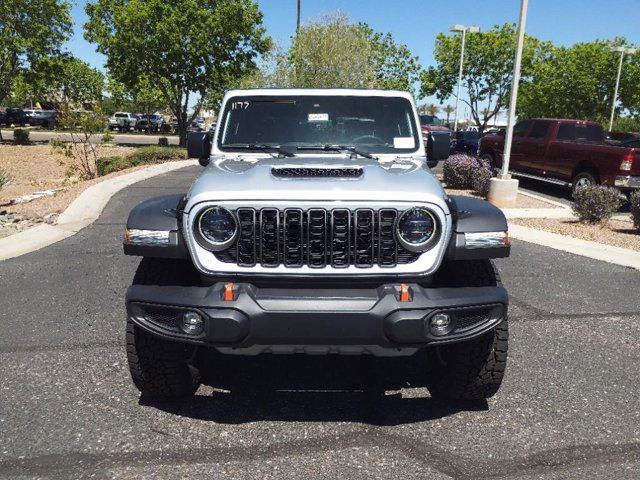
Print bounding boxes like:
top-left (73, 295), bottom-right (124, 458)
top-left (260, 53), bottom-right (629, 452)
top-left (140, 352), bottom-right (488, 425)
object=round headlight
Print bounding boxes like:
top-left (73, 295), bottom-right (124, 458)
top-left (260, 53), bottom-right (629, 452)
top-left (397, 207), bottom-right (439, 252)
top-left (196, 206), bottom-right (237, 250)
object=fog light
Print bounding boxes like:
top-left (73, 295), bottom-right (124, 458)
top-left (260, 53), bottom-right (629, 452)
top-left (181, 311), bottom-right (204, 335)
top-left (429, 313), bottom-right (452, 336)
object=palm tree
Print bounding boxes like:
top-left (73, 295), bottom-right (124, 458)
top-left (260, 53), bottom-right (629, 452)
top-left (442, 105), bottom-right (455, 126)
top-left (426, 103), bottom-right (440, 116)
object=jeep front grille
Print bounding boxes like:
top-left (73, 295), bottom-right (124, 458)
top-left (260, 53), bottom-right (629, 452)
top-left (271, 167), bottom-right (363, 178)
top-left (214, 208), bottom-right (420, 268)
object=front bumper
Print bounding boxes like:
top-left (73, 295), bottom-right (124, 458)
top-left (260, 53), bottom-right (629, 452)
top-left (615, 175), bottom-right (640, 189)
top-left (127, 282), bottom-right (507, 355)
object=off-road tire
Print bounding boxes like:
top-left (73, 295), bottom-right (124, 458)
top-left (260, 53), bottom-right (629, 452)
top-left (426, 259), bottom-right (508, 400)
top-left (126, 258), bottom-right (201, 398)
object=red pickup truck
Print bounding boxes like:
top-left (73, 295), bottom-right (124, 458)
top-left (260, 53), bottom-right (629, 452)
top-left (478, 119), bottom-right (640, 193)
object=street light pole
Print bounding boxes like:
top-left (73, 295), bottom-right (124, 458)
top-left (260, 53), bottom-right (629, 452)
top-left (609, 46), bottom-right (636, 132)
top-left (487, 0), bottom-right (528, 208)
top-left (296, 0), bottom-right (301, 34)
top-left (499, 0), bottom-right (528, 179)
top-left (450, 25), bottom-right (479, 132)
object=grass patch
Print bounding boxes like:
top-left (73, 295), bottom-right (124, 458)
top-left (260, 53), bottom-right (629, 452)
top-left (96, 146), bottom-right (187, 176)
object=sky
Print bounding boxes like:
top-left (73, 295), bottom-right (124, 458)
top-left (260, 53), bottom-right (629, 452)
top-left (68, 0), bottom-right (640, 118)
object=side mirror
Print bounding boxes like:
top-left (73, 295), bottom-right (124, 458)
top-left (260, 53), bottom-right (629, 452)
top-left (427, 131), bottom-right (451, 162)
top-left (187, 131), bottom-right (212, 166)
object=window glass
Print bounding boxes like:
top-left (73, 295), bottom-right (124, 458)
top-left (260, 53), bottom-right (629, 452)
top-left (513, 120), bottom-right (531, 137)
top-left (557, 123), bottom-right (604, 142)
top-left (218, 95), bottom-right (420, 154)
top-left (528, 121), bottom-right (550, 139)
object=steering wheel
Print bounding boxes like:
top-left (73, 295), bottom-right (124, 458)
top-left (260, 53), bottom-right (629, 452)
top-left (352, 135), bottom-right (386, 144)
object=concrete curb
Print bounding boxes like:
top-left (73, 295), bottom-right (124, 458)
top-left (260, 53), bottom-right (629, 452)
top-left (509, 224), bottom-right (640, 271)
top-left (0, 160), bottom-right (197, 261)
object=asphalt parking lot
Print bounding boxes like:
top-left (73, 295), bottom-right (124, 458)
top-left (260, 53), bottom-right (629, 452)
top-left (1, 166), bottom-right (639, 479)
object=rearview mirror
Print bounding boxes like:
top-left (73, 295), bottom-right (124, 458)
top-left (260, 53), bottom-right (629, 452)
top-left (187, 131), bottom-right (212, 166)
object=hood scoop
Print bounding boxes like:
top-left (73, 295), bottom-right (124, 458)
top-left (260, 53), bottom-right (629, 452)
top-left (271, 167), bottom-right (363, 178)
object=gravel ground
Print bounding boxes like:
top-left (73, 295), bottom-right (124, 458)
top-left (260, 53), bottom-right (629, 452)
top-left (443, 187), bottom-right (559, 209)
top-left (511, 217), bottom-right (640, 251)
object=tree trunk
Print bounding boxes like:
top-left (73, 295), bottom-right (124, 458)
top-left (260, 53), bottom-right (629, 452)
top-left (178, 122), bottom-right (187, 147)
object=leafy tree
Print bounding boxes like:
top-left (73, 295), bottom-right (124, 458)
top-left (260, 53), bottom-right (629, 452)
top-left (84, 0), bottom-right (270, 145)
top-left (289, 13), bottom-right (373, 88)
top-left (421, 23), bottom-right (550, 133)
top-left (518, 39), bottom-right (635, 124)
top-left (360, 25), bottom-right (423, 96)
top-left (21, 56), bottom-right (104, 109)
top-left (0, 0), bottom-right (72, 138)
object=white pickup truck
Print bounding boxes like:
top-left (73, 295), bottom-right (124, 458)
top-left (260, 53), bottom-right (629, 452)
top-left (108, 112), bottom-right (137, 131)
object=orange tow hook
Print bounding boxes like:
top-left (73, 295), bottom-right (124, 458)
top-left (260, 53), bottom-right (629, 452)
top-left (223, 282), bottom-right (236, 302)
top-left (399, 284), bottom-right (412, 302)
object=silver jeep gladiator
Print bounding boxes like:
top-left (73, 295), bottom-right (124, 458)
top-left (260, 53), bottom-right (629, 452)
top-left (123, 88), bottom-right (510, 401)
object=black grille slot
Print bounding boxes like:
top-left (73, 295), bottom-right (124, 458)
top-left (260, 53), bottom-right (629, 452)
top-left (143, 306), bottom-right (183, 333)
top-left (354, 209), bottom-right (375, 267)
top-left (237, 208), bottom-right (256, 266)
top-left (307, 209), bottom-right (327, 268)
top-left (259, 209), bottom-right (280, 267)
top-left (284, 209), bottom-right (303, 267)
top-left (272, 167), bottom-right (363, 178)
top-left (331, 209), bottom-right (351, 268)
top-left (213, 208), bottom-right (424, 268)
top-left (378, 209), bottom-right (398, 267)
top-left (454, 307), bottom-right (494, 331)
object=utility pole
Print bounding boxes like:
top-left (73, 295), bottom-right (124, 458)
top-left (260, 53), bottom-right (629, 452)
top-left (296, 0), bottom-right (301, 34)
top-left (609, 46), bottom-right (636, 132)
top-left (449, 24), bottom-right (479, 132)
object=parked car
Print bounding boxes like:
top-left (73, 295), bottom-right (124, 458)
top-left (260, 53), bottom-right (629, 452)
top-left (136, 114), bottom-right (165, 132)
top-left (479, 118), bottom-right (640, 194)
top-left (4, 108), bottom-right (26, 126)
top-left (0, 110), bottom-right (5, 126)
top-left (450, 130), bottom-right (480, 155)
top-left (109, 112), bottom-right (137, 131)
top-left (24, 109), bottom-right (58, 129)
top-left (121, 88), bottom-right (508, 402)
top-left (189, 117), bottom-right (206, 131)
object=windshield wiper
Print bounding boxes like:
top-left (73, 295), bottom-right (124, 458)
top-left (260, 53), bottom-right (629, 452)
top-left (296, 145), bottom-right (377, 160)
top-left (222, 143), bottom-right (294, 158)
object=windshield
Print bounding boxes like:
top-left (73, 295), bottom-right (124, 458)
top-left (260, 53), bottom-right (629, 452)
top-left (419, 114), bottom-right (442, 126)
top-left (218, 95), bottom-right (420, 154)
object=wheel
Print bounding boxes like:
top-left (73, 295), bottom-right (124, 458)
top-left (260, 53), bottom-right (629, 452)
top-left (480, 152), bottom-right (498, 175)
top-left (426, 260), bottom-right (508, 400)
top-left (572, 171), bottom-right (598, 191)
top-left (126, 258), bottom-right (202, 398)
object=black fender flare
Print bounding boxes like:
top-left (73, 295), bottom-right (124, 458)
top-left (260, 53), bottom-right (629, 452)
top-left (123, 194), bottom-right (189, 258)
top-left (445, 195), bottom-right (510, 260)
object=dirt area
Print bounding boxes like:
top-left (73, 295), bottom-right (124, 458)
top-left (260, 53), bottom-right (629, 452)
top-left (0, 144), bottom-right (137, 238)
top-left (511, 217), bottom-right (640, 251)
top-left (443, 187), bottom-right (560, 209)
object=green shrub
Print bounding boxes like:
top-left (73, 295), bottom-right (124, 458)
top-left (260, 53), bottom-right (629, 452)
top-left (571, 185), bottom-right (621, 224)
top-left (630, 190), bottom-right (640, 230)
top-left (0, 168), bottom-right (11, 191)
top-left (96, 146), bottom-right (187, 176)
top-left (471, 165), bottom-right (492, 198)
top-left (13, 128), bottom-right (30, 145)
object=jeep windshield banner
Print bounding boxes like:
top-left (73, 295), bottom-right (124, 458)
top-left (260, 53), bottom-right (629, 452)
top-left (218, 95), bottom-right (419, 154)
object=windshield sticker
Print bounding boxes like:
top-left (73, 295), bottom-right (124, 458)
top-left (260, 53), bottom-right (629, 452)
top-left (393, 137), bottom-right (415, 149)
top-left (308, 113), bottom-right (329, 122)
